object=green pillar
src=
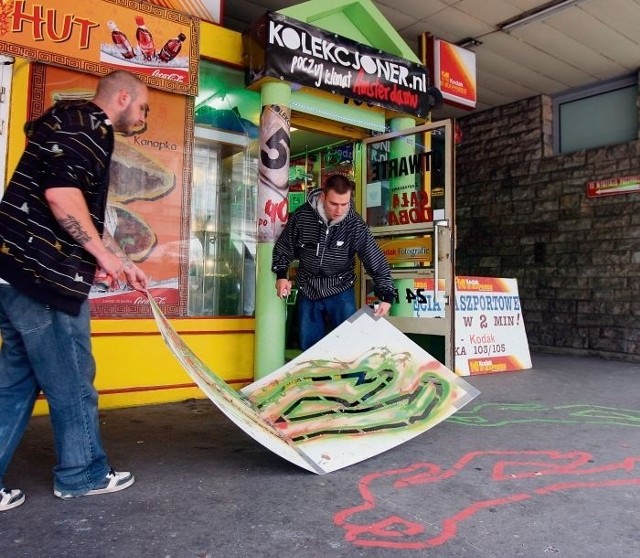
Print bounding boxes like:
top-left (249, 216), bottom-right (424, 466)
top-left (254, 81), bottom-right (291, 380)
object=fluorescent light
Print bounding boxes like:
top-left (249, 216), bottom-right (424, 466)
top-left (500, 0), bottom-right (585, 32)
top-left (456, 38), bottom-right (483, 49)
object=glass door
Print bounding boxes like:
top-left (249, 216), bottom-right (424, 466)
top-left (361, 120), bottom-right (455, 368)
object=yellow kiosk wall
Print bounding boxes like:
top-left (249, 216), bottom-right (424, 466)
top-left (1, 24), bottom-right (253, 415)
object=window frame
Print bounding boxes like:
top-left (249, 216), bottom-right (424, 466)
top-left (552, 73), bottom-right (639, 154)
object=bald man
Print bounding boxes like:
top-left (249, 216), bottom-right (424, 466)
top-left (0, 70), bottom-right (150, 511)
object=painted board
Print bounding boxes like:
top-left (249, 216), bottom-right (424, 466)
top-left (149, 295), bottom-right (480, 473)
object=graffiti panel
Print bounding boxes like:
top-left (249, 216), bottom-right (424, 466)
top-left (149, 294), bottom-right (479, 473)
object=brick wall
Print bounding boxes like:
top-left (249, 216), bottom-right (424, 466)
top-left (455, 95), bottom-right (640, 362)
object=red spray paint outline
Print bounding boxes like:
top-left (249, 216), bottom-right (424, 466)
top-left (333, 450), bottom-right (640, 549)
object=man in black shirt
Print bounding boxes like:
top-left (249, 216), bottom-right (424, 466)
top-left (0, 70), bottom-right (149, 511)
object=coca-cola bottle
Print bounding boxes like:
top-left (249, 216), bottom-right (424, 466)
top-left (158, 33), bottom-right (186, 63)
top-left (107, 20), bottom-right (134, 59)
top-left (135, 16), bottom-right (155, 61)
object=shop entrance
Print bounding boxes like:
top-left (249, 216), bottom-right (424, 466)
top-left (284, 128), bottom-right (357, 358)
top-left (361, 120), bottom-right (455, 368)
top-left (284, 120), bottom-right (456, 369)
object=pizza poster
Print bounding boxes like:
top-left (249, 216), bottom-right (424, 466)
top-left (454, 276), bottom-right (531, 376)
top-left (34, 63), bottom-right (191, 317)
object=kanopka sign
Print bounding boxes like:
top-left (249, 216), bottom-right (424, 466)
top-left (244, 12), bottom-right (431, 118)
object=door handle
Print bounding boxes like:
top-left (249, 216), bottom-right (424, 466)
top-left (433, 219), bottom-right (449, 307)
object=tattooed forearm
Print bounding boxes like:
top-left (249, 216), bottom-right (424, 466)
top-left (60, 215), bottom-right (91, 244)
top-left (102, 230), bottom-right (131, 265)
top-left (102, 232), bottom-right (122, 254)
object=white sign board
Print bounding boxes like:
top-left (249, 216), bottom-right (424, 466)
top-left (454, 276), bottom-right (532, 375)
top-left (149, 296), bottom-right (479, 474)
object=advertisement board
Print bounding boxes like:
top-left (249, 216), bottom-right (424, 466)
top-left (454, 276), bottom-right (531, 375)
top-left (244, 11), bottom-right (431, 118)
top-left (0, 0), bottom-right (199, 95)
top-left (427, 36), bottom-right (477, 110)
top-left (30, 63), bottom-right (192, 317)
top-left (366, 275), bottom-right (532, 375)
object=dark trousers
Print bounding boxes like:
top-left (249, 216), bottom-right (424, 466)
top-left (297, 289), bottom-right (357, 350)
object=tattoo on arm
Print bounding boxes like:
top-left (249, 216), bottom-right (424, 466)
top-left (103, 230), bottom-right (131, 265)
top-left (60, 216), bottom-right (91, 244)
top-left (102, 233), bottom-right (120, 253)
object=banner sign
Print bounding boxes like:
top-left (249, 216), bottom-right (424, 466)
top-left (586, 175), bottom-right (640, 198)
top-left (244, 11), bottom-right (431, 118)
top-left (0, 0), bottom-right (199, 95)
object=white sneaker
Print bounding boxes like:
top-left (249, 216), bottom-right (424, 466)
top-left (54, 468), bottom-right (134, 500)
top-left (0, 488), bottom-right (25, 511)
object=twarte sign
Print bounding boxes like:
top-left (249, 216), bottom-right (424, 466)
top-left (244, 12), bottom-right (432, 118)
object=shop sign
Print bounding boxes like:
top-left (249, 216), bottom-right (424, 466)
top-left (586, 175), bottom-right (640, 198)
top-left (377, 236), bottom-right (432, 267)
top-left (427, 36), bottom-right (476, 110)
top-left (244, 11), bottom-right (431, 118)
top-left (0, 0), bottom-right (199, 95)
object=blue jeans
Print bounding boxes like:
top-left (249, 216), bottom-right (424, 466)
top-left (297, 289), bottom-right (357, 350)
top-left (0, 285), bottom-right (109, 494)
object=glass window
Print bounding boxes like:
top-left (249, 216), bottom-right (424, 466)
top-left (554, 75), bottom-right (638, 154)
top-left (190, 62), bottom-right (260, 316)
top-left (364, 125), bottom-right (447, 233)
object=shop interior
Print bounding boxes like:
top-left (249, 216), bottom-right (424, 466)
top-left (190, 61), bottom-right (358, 323)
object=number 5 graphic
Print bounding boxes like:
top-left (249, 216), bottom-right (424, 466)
top-left (261, 127), bottom-right (290, 170)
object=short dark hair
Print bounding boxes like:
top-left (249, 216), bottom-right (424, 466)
top-left (95, 70), bottom-right (146, 102)
top-left (324, 174), bottom-right (355, 195)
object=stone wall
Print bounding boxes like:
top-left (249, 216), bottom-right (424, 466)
top-left (455, 95), bottom-right (640, 362)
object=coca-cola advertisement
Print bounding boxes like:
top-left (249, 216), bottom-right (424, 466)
top-left (100, 13), bottom-right (192, 87)
top-left (0, 0), bottom-right (198, 95)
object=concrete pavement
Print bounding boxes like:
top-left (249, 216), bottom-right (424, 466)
top-left (2, 352), bottom-right (639, 557)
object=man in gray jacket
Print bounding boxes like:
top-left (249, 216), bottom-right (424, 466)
top-left (272, 174), bottom-right (396, 350)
